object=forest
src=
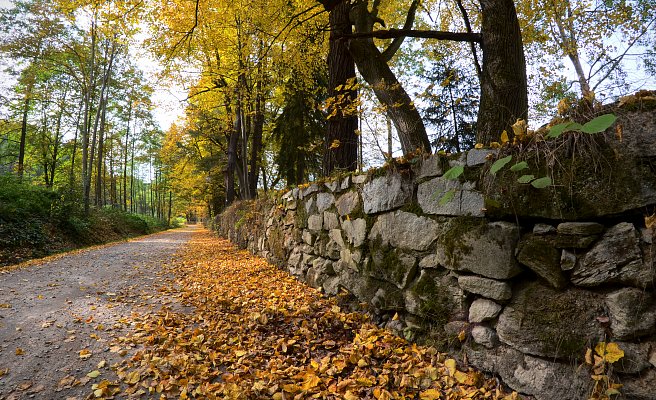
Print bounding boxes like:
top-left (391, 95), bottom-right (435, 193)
top-left (0, 0), bottom-right (654, 255)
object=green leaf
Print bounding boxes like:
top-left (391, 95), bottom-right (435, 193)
top-left (581, 114), bottom-right (617, 134)
top-left (531, 177), bottom-right (552, 189)
top-left (438, 189), bottom-right (456, 206)
top-left (547, 122), bottom-right (584, 138)
top-left (510, 161), bottom-right (529, 172)
top-left (490, 155), bottom-right (512, 175)
top-left (517, 174), bottom-right (535, 184)
top-left (546, 122), bottom-right (570, 138)
top-left (443, 165), bottom-right (464, 180)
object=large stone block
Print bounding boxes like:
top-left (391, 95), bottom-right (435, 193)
top-left (341, 218), bottom-right (367, 247)
top-left (468, 298), bottom-right (503, 323)
top-left (572, 222), bottom-right (654, 288)
top-left (496, 281), bottom-right (605, 359)
top-left (465, 345), bottom-right (592, 400)
top-left (517, 235), bottom-right (567, 289)
top-left (369, 210), bottom-right (440, 252)
top-left (457, 275), bottom-right (512, 301)
top-left (417, 178), bottom-right (484, 216)
top-left (362, 173), bottom-right (412, 214)
top-left (606, 288), bottom-right (656, 340)
top-left (404, 270), bottom-right (466, 321)
top-left (436, 220), bottom-right (522, 279)
top-left (368, 248), bottom-right (417, 289)
top-left (316, 192), bottom-right (335, 214)
top-left (335, 191), bottom-right (361, 216)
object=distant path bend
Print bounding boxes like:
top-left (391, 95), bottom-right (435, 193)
top-left (0, 225), bottom-right (198, 400)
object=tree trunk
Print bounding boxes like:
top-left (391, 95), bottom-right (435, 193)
top-left (323, 0), bottom-right (359, 175)
top-left (476, 0), bottom-right (528, 144)
top-left (82, 18), bottom-right (98, 215)
top-left (347, 1), bottom-right (431, 156)
top-left (17, 82), bottom-right (32, 180)
top-left (249, 78), bottom-right (264, 196)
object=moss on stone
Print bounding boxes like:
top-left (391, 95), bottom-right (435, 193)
top-left (438, 216), bottom-right (487, 266)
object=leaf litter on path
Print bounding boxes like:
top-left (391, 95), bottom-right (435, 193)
top-left (108, 230), bottom-right (518, 399)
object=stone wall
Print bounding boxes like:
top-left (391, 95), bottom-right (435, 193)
top-left (215, 108), bottom-right (656, 400)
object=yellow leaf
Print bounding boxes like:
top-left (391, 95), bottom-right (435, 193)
top-left (301, 374), bottom-right (321, 391)
top-left (511, 119), bottom-right (527, 139)
top-left (603, 342), bottom-right (624, 363)
top-left (445, 358), bottom-right (457, 377)
top-left (500, 130), bottom-right (509, 144)
top-left (15, 348), bottom-right (24, 356)
top-left (344, 390), bottom-right (359, 400)
top-left (97, 360), bottom-right (106, 369)
top-left (329, 139), bottom-right (341, 149)
top-left (420, 388), bottom-right (442, 400)
top-left (585, 348), bottom-right (593, 365)
top-left (490, 142), bottom-right (501, 149)
top-left (87, 370), bottom-right (101, 378)
top-left (474, 143), bottom-right (484, 149)
top-left (235, 350), bottom-right (247, 357)
top-left (457, 330), bottom-right (466, 342)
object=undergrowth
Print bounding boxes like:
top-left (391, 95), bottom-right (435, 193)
top-left (0, 174), bottom-right (173, 266)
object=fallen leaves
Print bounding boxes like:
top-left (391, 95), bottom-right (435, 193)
top-left (102, 230), bottom-right (515, 399)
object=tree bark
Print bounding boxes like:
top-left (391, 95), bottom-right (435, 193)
top-left (17, 82), bottom-right (32, 180)
top-left (323, 0), bottom-right (359, 175)
top-left (347, 0), bottom-right (431, 155)
top-left (476, 0), bottom-right (528, 143)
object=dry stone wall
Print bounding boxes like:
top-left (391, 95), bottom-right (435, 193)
top-left (215, 109), bottom-right (656, 400)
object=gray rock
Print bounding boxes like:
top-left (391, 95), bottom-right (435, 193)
top-left (371, 287), bottom-right (405, 311)
top-left (335, 191), bottom-right (361, 216)
top-left (417, 177), bottom-right (485, 217)
top-left (561, 249), bottom-right (577, 271)
top-left (496, 281), bottom-right (605, 359)
top-left (557, 222), bottom-right (605, 236)
top-left (418, 254), bottom-right (440, 269)
top-left (369, 211), bottom-right (440, 252)
top-left (613, 342), bottom-right (653, 374)
top-left (328, 229), bottom-right (345, 249)
top-left (324, 180), bottom-right (339, 193)
top-left (466, 148), bottom-right (497, 166)
top-left (641, 228), bottom-right (654, 244)
top-left (465, 345), bottom-right (592, 400)
top-left (385, 319), bottom-right (405, 336)
top-left (368, 248), bottom-right (417, 289)
top-left (340, 176), bottom-right (351, 191)
top-left (323, 212), bottom-right (339, 230)
top-left (362, 173), bottom-right (412, 214)
top-left (606, 288), bottom-right (656, 340)
top-left (457, 275), bottom-right (512, 302)
top-left (285, 199), bottom-right (297, 211)
top-left (316, 192), bottom-right (335, 214)
top-left (302, 183), bottom-right (320, 198)
top-left (436, 221), bottom-right (522, 279)
top-left (312, 257), bottom-right (335, 275)
top-left (307, 214), bottom-right (322, 232)
top-left (621, 368), bottom-right (656, 400)
top-left (306, 265), bottom-right (327, 288)
top-left (533, 223), bottom-right (556, 235)
top-left (468, 298), bottom-right (503, 323)
top-left (339, 248), bottom-right (362, 269)
top-left (444, 321), bottom-right (470, 338)
top-left (336, 265), bottom-right (378, 303)
top-left (517, 235), bottom-right (567, 289)
top-left (404, 270), bottom-right (466, 319)
top-left (341, 218), bottom-right (367, 247)
top-left (572, 222), bottom-right (653, 287)
top-left (322, 276), bottom-right (341, 296)
top-left (304, 197), bottom-right (317, 215)
top-left (471, 325), bottom-right (497, 348)
top-left (417, 177), bottom-right (460, 215)
top-left (302, 230), bottom-right (314, 246)
top-left (352, 174), bottom-right (367, 184)
top-left (415, 155), bottom-right (444, 179)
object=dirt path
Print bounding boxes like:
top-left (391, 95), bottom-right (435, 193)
top-left (0, 226), bottom-right (197, 400)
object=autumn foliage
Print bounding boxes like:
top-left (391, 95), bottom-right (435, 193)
top-left (102, 230), bottom-right (516, 399)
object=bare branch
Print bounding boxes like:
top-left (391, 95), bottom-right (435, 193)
top-left (340, 29), bottom-right (482, 42)
top-left (381, 0), bottom-right (420, 62)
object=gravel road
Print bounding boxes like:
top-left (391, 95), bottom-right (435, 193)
top-left (0, 226), bottom-right (197, 400)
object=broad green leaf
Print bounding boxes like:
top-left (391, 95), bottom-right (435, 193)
top-left (517, 174), bottom-right (535, 184)
top-left (510, 161), bottom-right (529, 172)
top-left (547, 122), bottom-right (583, 138)
top-left (490, 155), bottom-right (512, 175)
top-left (531, 176), bottom-right (552, 188)
top-left (443, 165), bottom-right (464, 180)
top-left (438, 189), bottom-right (456, 206)
top-left (581, 114), bottom-right (617, 134)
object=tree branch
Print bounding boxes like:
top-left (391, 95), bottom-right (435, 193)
top-left (340, 29), bottom-right (481, 42)
top-left (455, 0), bottom-right (482, 80)
top-left (381, 0), bottom-right (419, 62)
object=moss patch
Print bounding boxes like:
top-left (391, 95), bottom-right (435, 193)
top-left (438, 216), bottom-right (487, 266)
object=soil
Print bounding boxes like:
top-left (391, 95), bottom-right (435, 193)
top-left (0, 226), bottom-right (197, 400)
